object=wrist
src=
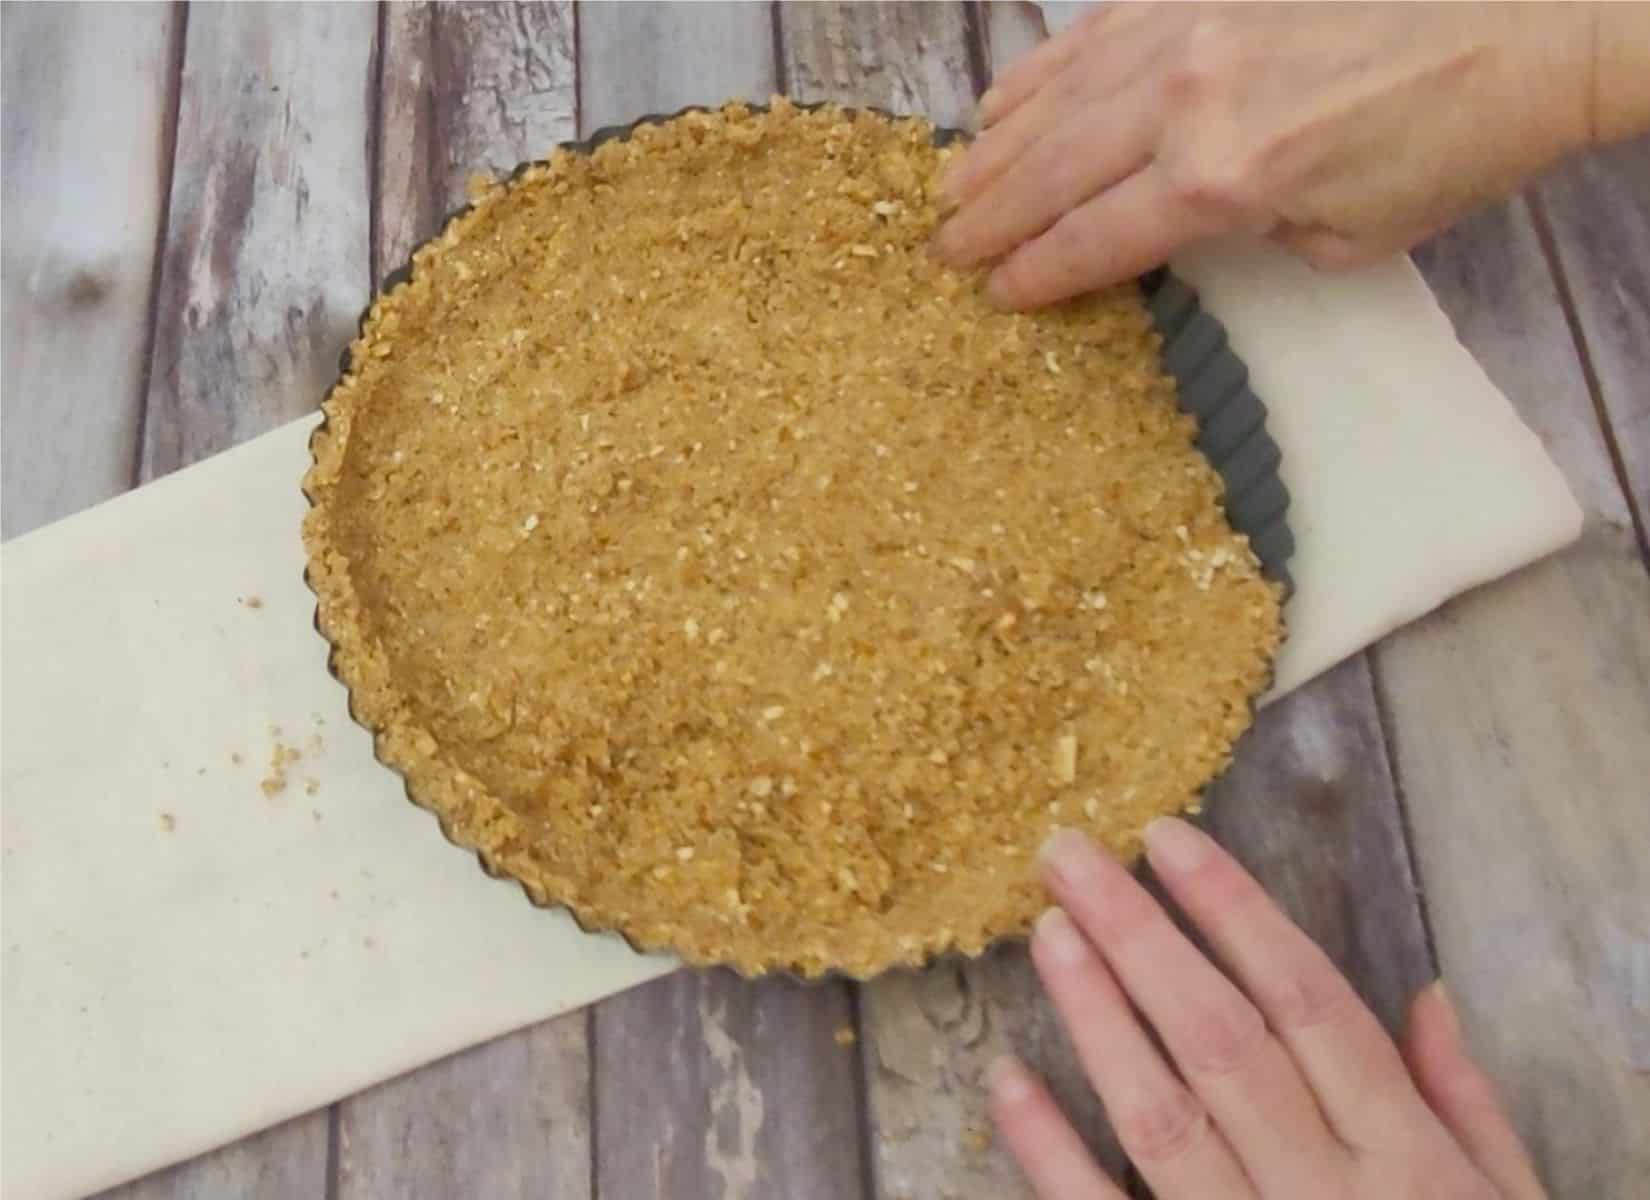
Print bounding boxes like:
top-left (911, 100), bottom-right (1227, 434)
top-left (1592, 4), bottom-right (1650, 145)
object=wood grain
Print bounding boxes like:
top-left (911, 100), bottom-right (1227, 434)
top-left (1535, 139), bottom-right (1650, 550)
top-left (1200, 658), bottom-right (1434, 1036)
top-left (136, 0), bottom-right (377, 482)
top-left (332, 8), bottom-right (590, 1197)
top-left (375, 1), bottom-right (577, 280)
top-left (779, 1), bottom-right (979, 128)
top-left (577, 9), bottom-right (870, 1198)
top-left (0, 2), bottom-right (178, 539)
top-left (1383, 199), bottom-right (1650, 1197)
top-left (88, 1114), bottom-right (329, 1200)
top-left (576, 0), bottom-right (777, 132)
top-left (594, 971), bottom-right (865, 1200)
top-left (94, 5), bottom-right (377, 1195)
top-left (337, 1018), bottom-right (592, 1200)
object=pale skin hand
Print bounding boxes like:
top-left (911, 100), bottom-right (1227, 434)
top-left (991, 820), bottom-right (1546, 1199)
top-left (935, 2), bottom-right (1640, 309)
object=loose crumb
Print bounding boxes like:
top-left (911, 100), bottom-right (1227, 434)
top-left (963, 1126), bottom-right (992, 1154)
top-left (158, 812), bottom-right (176, 833)
top-left (242, 595), bottom-right (264, 610)
top-left (834, 1025), bottom-right (857, 1048)
top-left (305, 779), bottom-right (321, 796)
top-left (230, 752), bottom-right (243, 766)
top-left (261, 741), bottom-right (302, 797)
top-left (302, 100), bottom-right (1283, 979)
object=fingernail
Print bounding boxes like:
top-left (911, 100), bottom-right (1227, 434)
top-left (987, 1054), bottom-right (1033, 1104)
top-left (977, 86), bottom-right (1002, 124)
top-left (1430, 979), bottom-right (1461, 1041)
top-left (1143, 816), bottom-right (1214, 875)
top-left (1038, 826), bottom-right (1096, 888)
top-left (984, 268), bottom-right (1020, 312)
top-left (1034, 906), bottom-right (1091, 966)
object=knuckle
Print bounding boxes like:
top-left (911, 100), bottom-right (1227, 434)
top-left (1166, 155), bottom-right (1256, 217)
top-left (1264, 965), bottom-right (1360, 1034)
top-left (1114, 1086), bottom-right (1210, 1164)
top-left (1164, 19), bottom-right (1243, 105)
top-left (1179, 997), bottom-right (1270, 1079)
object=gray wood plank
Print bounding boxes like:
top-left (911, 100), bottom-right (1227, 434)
top-left (577, 0), bottom-right (777, 130)
top-left (374, 0), bottom-right (578, 280)
top-left (337, 1017), bottom-right (592, 1200)
top-left (1536, 138), bottom-right (1650, 548)
top-left (137, 0), bottom-right (377, 481)
top-left (96, 4), bottom-right (377, 1195)
top-left (594, 971), bottom-right (865, 1200)
top-left (1382, 199), bottom-right (1650, 1197)
top-left (779, 0), bottom-right (978, 128)
top-left (335, 7), bottom-right (592, 1197)
top-left (577, 8), bottom-right (870, 1198)
top-left (88, 1114), bottom-right (329, 1200)
top-left (1201, 658), bottom-right (1434, 1037)
top-left (0, 2), bottom-right (177, 538)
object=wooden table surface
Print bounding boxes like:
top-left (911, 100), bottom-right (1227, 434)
top-left (4, 3), bottom-right (1646, 1197)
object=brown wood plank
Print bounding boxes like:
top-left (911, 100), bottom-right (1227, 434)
top-left (577, 8), bottom-right (869, 1199)
top-left (334, 7), bottom-right (591, 1197)
top-left (88, 1115), bottom-right (329, 1200)
top-left (0, 2), bottom-right (178, 538)
top-left (339, 2), bottom-right (588, 1191)
top-left (1383, 199), bottom-right (1650, 1197)
top-left (136, 0), bottom-right (377, 482)
top-left (779, 0), bottom-right (978, 128)
top-left (1535, 139), bottom-right (1650, 550)
top-left (96, 4), bottom-right (377, 1195)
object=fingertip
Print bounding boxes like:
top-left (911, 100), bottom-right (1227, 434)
top-left (976, 86), bottom-right (1003, 128)
top-left (987, 1053), bottom-right (1035, 1106)
top-left (1142, 815), bottom-right (1215, 876)
top-left (1407, 978), bottom-right (1462, 1057)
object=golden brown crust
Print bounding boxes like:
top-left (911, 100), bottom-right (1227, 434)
top-left (303, 100), bottom-right (1283, 978)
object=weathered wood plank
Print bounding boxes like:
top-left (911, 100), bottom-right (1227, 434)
top-left (779, 0), bottom-right (978, 128)
top-left (593, 971), bottom-right (865, 1200)
top-left (374, 0), bottom-right (578, 280)
top-left (0, 2), bottom-right (177, 538)
top-left (88, 1114), bottom-right (329, 1200)
top-left (577, 10), bottom-right (869, 1198)
top-left (1536, 139), bottom-right (1650, 549)
top-left (96, 5), bottom-right (377, 1195)
top-left (334, 8), bottom-right (592, 1197)
top-left (1384, 199), bottom-right (1650, 1197)
top-left (577, 0), bottom-right (777, 130)
top-left (336, 1017), bottom-right (592, 1200)
top-left (1200, 658), bottom-right (1434, 1036)
top-left (137, 0), bottom-right (377, 481)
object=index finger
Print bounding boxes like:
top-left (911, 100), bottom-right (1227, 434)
top-left (987, 165), bottom-right (1218, 309)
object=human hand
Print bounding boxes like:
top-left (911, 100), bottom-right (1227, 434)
top-left (991, 820), bottom-right (1545, 1198)
top-left (936, 2), bottom-right (1599, 308)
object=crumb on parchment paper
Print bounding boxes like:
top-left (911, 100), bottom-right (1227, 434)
top-left (158, 812), bottom-right (176, 833)
top-left (261, 742), bottom-right (302, 797)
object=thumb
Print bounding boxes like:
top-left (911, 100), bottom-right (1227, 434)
top-left (1401, 980), bottom-right (1547, 1199)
